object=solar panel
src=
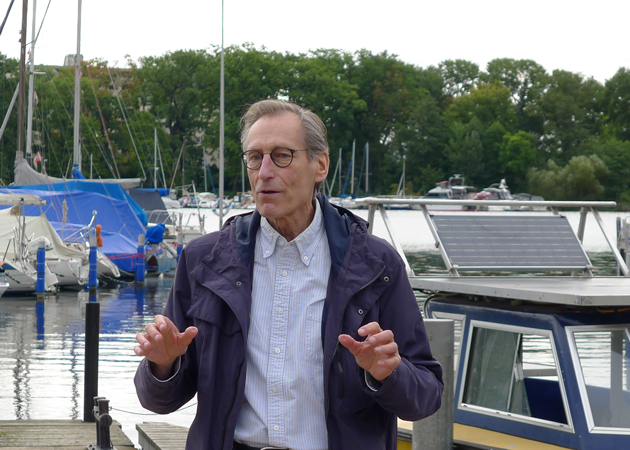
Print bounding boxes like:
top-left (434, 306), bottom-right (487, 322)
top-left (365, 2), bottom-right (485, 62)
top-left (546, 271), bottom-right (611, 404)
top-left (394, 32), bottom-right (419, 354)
top-left (430, 215), bottom-right (591, 271)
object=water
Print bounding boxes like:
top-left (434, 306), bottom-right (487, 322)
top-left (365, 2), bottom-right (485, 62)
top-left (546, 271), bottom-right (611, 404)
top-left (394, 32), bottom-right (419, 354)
top-left (0, 209), bottom-right (623, 447)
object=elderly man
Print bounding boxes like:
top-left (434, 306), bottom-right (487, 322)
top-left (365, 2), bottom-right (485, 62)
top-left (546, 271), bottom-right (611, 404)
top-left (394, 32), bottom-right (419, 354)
top-left (134, 99), bottom-right (443, 450)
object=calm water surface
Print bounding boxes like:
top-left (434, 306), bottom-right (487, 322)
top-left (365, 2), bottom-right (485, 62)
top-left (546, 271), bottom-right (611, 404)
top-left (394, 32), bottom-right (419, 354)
top-left (0, 209), bottom-right (622, 447)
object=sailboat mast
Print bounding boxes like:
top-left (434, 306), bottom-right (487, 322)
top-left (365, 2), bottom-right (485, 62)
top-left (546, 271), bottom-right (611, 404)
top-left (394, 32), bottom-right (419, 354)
top-left (351, 139), bottom-right (355, 196)
top-left (218, 0), bottom-right (225, 227)
top-left (73, 0), bottom-right (82, 171)
top-left (365, 142), bottom-right (369, 195)
top-left (154, 128), bottom-right (158, 190)
top-left (25, 0), bottom-right (37, 160)
top-left (15, 0), bottom-right (27, 161)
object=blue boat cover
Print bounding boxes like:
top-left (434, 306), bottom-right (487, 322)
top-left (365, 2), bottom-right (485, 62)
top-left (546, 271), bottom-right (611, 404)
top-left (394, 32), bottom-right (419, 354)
top-left (7, 180), bottom-right (148, 226)
top-left (146, 223), bottom-right (166, 244)
top-left (0, 188), bottom-right (145, 273)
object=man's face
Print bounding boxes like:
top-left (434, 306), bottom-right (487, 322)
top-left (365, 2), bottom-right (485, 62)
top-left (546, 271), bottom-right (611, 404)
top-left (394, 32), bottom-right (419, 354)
top-left (246, 112), bottom-right (329, 233)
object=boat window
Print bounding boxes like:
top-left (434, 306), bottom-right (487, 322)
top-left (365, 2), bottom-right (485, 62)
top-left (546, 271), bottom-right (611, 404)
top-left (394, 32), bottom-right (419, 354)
top-left (463, 326), bottom-right (568, 425)
top-left (571, 328), bottom-right (630, 430)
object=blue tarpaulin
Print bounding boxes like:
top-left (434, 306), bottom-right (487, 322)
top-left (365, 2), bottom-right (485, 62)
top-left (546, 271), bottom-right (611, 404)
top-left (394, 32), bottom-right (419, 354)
top-left (7, 180), bottom-right (148, 226)
top-left (0, 188), bottom-right (145, 273)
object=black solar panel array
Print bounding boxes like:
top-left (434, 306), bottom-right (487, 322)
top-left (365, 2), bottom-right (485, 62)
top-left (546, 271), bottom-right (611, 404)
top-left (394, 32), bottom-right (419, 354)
top-left (431, 215), bottom-right (591, 270)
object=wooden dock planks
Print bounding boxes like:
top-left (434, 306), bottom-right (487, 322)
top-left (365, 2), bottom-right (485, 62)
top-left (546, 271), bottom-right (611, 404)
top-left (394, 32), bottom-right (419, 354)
top-left (136, 422), bottom-right (188, 450)
top-left (0, 420), bottom-right (135, 449)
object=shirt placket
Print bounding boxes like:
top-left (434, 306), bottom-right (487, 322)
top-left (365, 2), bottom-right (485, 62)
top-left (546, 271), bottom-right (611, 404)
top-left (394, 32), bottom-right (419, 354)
top-left (267, 240), bottom-right (294, 444)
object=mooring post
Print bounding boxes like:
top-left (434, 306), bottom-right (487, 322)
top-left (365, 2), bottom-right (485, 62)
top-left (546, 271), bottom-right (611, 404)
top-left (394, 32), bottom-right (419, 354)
top-left (83, 297), bottom-right (100, 422)
top-left (413, 319), bottom-right (454, 450)
top-left (136, 234), bottom-right (145, 285)
top-left (36, 239), bottom-right (45, 299)
top-left (89, 231), bottom-right (98, 293)
top-left (88, 396), bottom-right (116, 450)
top-left (176, 232), bottom-right (183, 262)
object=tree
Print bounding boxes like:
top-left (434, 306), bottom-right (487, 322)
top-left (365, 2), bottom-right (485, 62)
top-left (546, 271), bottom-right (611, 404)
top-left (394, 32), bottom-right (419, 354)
top-left (134, 49), bottom-right (214, 189)
top-left (444, 81), bottom-right (517, 131)
top-left (604, 67), bottom-right (630, 141)
top-left (0, 54), bottom-right (19, 184)
top-left (581, 138), bottom-right (630, 203)
top-left (444, 121), bottom-right (485, 186)
top-left (483, 58), bottom-right (549, 133)
top-left (349, 50), bottom-right (426, 194)
top-left (528, 155), bottom-right (608, 201)
top-left (536, 70), bottom-right (605, 162)
top-left (498, 131), bottom-right (537, 191)
top-left (439, 59), bottom-right (480, 98)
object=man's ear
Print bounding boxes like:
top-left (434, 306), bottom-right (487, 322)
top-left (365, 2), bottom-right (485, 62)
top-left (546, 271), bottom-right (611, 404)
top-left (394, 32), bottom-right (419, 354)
top-left (315, 152), bottom-right (330, 182)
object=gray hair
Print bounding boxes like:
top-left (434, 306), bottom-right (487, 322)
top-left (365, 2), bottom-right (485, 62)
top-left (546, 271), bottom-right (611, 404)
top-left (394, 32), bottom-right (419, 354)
top-left (240, 100), bottom-right (329, 195)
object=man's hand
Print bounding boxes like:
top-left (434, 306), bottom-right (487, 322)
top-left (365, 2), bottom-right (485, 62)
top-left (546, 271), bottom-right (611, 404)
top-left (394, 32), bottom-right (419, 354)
top-left (134, 314), bottom-right (198, 380)
top-left (338, 321), bottom-right (401, 382)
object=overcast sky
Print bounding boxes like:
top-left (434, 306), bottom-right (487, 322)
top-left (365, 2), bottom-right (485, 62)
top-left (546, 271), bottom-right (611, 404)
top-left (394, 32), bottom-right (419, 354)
top-left (1, 0), bottom-right (629, 84)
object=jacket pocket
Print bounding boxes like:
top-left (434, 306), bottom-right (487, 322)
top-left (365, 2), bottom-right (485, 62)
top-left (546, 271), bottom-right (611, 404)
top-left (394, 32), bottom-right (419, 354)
top-left (187, 291), bottom-right (241, 336)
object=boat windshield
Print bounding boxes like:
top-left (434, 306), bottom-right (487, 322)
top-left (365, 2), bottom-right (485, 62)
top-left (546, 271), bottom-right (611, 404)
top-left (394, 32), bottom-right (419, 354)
top-left (569, 326), bottom-right (630, 431)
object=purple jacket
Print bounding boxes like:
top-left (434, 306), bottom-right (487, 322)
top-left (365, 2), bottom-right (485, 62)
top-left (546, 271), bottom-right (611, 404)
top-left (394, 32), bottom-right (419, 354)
top-left (135, 194), bottom-right (443, 449)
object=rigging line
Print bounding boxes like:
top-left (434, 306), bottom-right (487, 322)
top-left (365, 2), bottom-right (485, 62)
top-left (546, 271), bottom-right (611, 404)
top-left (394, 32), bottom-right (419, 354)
top-left (80, 121), bottom-right (116, 179)
top-left (47, 71), bottom-right (76, 161)
top-left (169, 138), bottom-right (186, 191)
top-left (0, 0), bottom-right (15, 37)
top-left (87, 66), bottom-right (120, 178)
top-left (106, 65), bottom-right (147, 180)
top-left (25, 0), bottom-right (51, 46)
top-left (121, 101), bottom-right (153, 181)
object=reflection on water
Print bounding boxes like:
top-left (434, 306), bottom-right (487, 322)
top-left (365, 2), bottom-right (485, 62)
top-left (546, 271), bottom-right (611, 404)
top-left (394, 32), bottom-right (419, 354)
top-left (0, 246), bottom-right (621, 446)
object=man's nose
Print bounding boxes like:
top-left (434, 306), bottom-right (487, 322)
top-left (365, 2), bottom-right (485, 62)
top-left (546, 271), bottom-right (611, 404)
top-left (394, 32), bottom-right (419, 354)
top-left (258, 153), bottom-right (276, 178)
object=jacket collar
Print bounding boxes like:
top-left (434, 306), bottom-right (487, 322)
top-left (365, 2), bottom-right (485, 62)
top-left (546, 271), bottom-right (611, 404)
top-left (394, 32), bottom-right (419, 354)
top-left (234, 193), bottom-right (360, 276)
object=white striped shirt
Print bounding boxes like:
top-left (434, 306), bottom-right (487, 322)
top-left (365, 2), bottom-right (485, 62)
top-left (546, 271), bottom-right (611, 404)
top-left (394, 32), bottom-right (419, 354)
top-left (234, 200), bottom-right (330, 450)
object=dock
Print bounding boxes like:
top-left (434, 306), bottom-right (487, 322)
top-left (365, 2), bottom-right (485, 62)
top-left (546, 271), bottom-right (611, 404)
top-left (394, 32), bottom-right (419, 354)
top-left (0, 420), bottom-right (135, 449)
top-left (136, 422), bottom-right (188, 450)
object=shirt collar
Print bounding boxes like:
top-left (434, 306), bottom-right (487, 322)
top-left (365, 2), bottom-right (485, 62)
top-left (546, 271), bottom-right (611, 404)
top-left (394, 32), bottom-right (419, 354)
top-left (259, 200), bottom-right (325, 266)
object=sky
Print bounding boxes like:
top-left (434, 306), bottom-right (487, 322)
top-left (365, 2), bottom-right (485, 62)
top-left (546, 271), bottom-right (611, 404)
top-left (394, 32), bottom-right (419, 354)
top-left (1, 0), bottom-right (629, 84)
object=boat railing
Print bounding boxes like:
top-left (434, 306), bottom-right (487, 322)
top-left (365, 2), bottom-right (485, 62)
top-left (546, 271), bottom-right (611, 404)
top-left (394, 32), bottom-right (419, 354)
top-left (60, 211), bottom-right (98, 246)
top-left (147, 209), bottom-right (206, 237)
top-left (355, 197), bottom-right (627, 278)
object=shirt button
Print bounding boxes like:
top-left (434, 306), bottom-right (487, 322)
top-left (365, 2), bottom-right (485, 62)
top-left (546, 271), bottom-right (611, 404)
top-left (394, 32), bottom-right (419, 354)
top-left (273, 425), bottom-right (280, 431)
top-left (265, 250), bottom-right (270, 255)
top-left (303, 256), bottom-right (309, 261)
top-left (281, 270), bottom-right (288, 277)
top-left (271, 387), bottom-right (278, 393)
top-left (277, 308), bottom-right (284, 314)
top-left (274, 348), bottom-right (281, 354)
top-left (279, 241), bottom-right (285, 247)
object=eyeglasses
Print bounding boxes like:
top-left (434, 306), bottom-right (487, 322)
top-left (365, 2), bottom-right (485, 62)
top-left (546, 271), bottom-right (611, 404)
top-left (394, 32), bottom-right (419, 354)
top-left (239, 148), bottom-right (310, 170)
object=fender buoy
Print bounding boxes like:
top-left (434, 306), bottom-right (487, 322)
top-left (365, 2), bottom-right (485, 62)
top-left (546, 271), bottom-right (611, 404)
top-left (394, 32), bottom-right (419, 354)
top-left (95, 224), bottom-right (103, 248)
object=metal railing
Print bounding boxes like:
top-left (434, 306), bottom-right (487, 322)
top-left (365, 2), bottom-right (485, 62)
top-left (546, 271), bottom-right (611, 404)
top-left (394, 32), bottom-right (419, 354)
top-left (355, 197), bottom-right (628, 277)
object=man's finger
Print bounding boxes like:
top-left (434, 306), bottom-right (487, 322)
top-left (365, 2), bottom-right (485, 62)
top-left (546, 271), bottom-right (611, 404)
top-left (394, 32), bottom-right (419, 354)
top-left (338, 334), bottom-right (361, 355)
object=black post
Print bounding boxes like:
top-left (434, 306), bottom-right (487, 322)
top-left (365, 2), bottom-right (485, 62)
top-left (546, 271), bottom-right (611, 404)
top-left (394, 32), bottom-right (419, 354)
top-left (84, 300), bottom-right (100, 422)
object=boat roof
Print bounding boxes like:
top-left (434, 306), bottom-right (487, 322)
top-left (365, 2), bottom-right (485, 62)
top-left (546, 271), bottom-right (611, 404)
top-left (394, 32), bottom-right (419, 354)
top-left (410, 276), bottom-right (630, 306)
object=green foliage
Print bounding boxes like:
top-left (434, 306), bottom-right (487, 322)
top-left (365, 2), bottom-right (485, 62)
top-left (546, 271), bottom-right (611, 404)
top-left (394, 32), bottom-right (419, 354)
top-left (528, 155), bottom-right (609, 200)
top-left (439, 60), bottom-right (480, 98)
top-left (2, 47), bottom-right (629, 203)
top-left (604, 67), bottom-right (630, 141)
top-left (498, 131), bottom-right (537, 191)
top-left (536, 70), bottom-right (605, 161)
top-left (580, 138), bottom-right (630, 203)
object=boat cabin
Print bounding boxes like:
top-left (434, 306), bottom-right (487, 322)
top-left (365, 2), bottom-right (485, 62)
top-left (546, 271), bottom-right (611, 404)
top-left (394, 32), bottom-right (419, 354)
top-left (357, 196), bottom-right (630, 450)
